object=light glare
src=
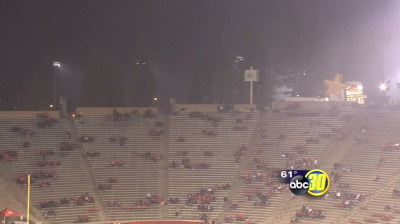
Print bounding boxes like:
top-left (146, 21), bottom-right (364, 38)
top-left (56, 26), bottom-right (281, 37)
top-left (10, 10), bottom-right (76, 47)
top-left (379, 83), bottom-right (387, 91)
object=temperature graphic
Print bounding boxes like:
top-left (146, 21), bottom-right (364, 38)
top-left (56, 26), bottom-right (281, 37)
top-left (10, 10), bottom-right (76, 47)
top-left (280, 169), bottom-right (330, 196)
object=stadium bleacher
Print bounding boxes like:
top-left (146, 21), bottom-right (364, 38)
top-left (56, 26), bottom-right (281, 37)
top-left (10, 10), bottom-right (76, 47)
top-left (3, 102), bottom-right (391, 224)
top-left (0, 111), bottom-right (102, 224)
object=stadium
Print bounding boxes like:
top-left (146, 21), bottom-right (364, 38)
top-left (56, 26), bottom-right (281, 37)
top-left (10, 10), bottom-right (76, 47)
top-left (2, 1), bottom-right (400, 224)
top-left (2, 98), bottom-right (399, 224)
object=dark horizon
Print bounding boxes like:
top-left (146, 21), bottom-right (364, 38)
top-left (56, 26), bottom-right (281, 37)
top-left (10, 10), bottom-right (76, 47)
top-left (1, 0), bottom-right (400, 109)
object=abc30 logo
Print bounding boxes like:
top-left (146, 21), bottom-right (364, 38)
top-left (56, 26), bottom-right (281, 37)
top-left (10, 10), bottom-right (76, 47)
top-left (289, 169), bottom-right (330, 196)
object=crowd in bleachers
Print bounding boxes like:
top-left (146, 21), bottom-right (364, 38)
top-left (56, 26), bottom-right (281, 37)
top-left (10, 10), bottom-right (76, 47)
top-left (369, 213), bottom-right (393, 222)
top-left (11, 125), bottom-right (35, 135)
top-left (108, 176), bottom-right (118, 183)
top-left (1, 150), bottom-right (18, 161)
top-left (86, 150), bottom-right (100, 157)
top-left (33, 170), bottom-right (57, 179)
top-left (36, 113), bottom-right (58, 127)
top-left (112, 109), bottom-right (132, 121)
top-left (113, 108), bottom-right (159, 120)
top-left (99, 183), bottom-right (112, 190)
top-left (234, 145), bottom-right (248, 162)
top-left (172, 149), bottom-right (211, 169)
top-left (104, 194), bottom-right (162, 210)
top-left (38, 193), bottom-right (94, 209)
top-left (135, 152), bottom-right (163, 162)
top-left (380, 142), bottom-right (400, 151)
top-left (393, 188), bottom-right (400, 197)
top-left (150, 129), bottom-right (163, 136)
top-left (60, 141), bottom-right (78, 151)
top-left (333, 162), bottom-right (352, 173)
top-left (186, 187), bottom-right (217, 207)
top-left (23, 140), bottom-right (32, 148)
top-left (40, 149), bottom-right (54, 156)
top-left (242, 186), bottom-right (280, 207)
top-left (109, 136), bottom-right (128, 145)
top-left (201, 129), bottom-right (217, 136)
top-left (0, 113), bottom-right (108, 223)
top-left (80, 135), bottom-right (95, 142)
top-left (16, 174), bottom-right (35, 184)
top-left (37, 118), bottom-right (58, 128)
top-left (39, 180), bottom-right (51, 187)
top-left (295, 204), bottom-right (325, 219)
top-left (3, 104), bottom-right (363, 223)
top-left (189, 111), bottom-right (222, 127)
top-left (36, 160), bottom-right (60, 167)
top-left (223, 214), bottom-right (254, 223)
top-left (328, 162), bottom-right (367, 210)
top-left (385, 201), bottom-right (395, 211)
top-left (240, 170), bottom-right (273, 184)
top-left (77, 214), bottom-right (90, 223)
top-left (144, 109), bottom-right (157, 118)
top-left (286, 155), bottom-right (317, 170)
top-left (182, 161), bottom-right (209, 169)
top-left (110, 160), bottom-right (124, 167)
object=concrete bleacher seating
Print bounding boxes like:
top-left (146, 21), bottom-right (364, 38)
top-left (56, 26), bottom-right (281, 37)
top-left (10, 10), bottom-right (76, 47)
top-left (3, 103), bottom-right (385, 224)
top-left (167, 105), bottom-right (259, 221)
top-left (74, 109), bottom-right (164, 221)
top-left (224, 102), bottom-right (357, 223)
top-left (0, 113), bottom-right (102, 224)
top-left (340, 111), bottom-right (400, 224)
top-left (279, 110), bottom-right (400, 224)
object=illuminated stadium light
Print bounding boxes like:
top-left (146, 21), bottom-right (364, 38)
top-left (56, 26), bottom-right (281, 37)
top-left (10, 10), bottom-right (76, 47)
top-left (53, 61), bottom-right (61, 67)
top-left (379, 83), bottom-right (387, 91)
top-left (235, 56), bottom-right (244, 63)
top-left (153, 97), bottom-right (158, 101)
top-left (49, 104), bottom-right (54, 108)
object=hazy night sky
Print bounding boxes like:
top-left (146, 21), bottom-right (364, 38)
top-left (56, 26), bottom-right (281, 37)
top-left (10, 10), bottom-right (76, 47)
top-left (1, 0), bottom-right (400, 104)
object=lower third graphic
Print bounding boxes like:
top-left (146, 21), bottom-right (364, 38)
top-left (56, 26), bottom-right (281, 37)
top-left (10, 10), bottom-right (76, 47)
top-left (281, 169), bottom-right (330, 196)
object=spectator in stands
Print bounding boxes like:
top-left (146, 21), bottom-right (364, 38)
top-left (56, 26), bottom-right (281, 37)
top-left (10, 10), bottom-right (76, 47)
top-left (23, 141), bottom-right (32, 148)
top-left (225, 215), bottom-right (232, 223)
top-left (393, 188), bottom-right (400, 197)
top-left (119, 136), bottom-right (127, 146)
top-left (169, 161), bottom-right (177, 169)
top-left (177, 136), bottom-right (185, 142)
top-left (236, 213), bottom-right (246, 221)
top-left (385, 201), bottom-right (394, 210)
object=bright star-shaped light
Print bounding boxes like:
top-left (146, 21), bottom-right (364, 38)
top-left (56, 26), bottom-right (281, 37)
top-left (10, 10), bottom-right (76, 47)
top-left (324, 74), bottom-right (351, 99)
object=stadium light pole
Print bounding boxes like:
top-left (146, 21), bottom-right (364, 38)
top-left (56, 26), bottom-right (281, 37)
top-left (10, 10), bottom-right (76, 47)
top-left (53, 61), bottom-right (61, 108)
